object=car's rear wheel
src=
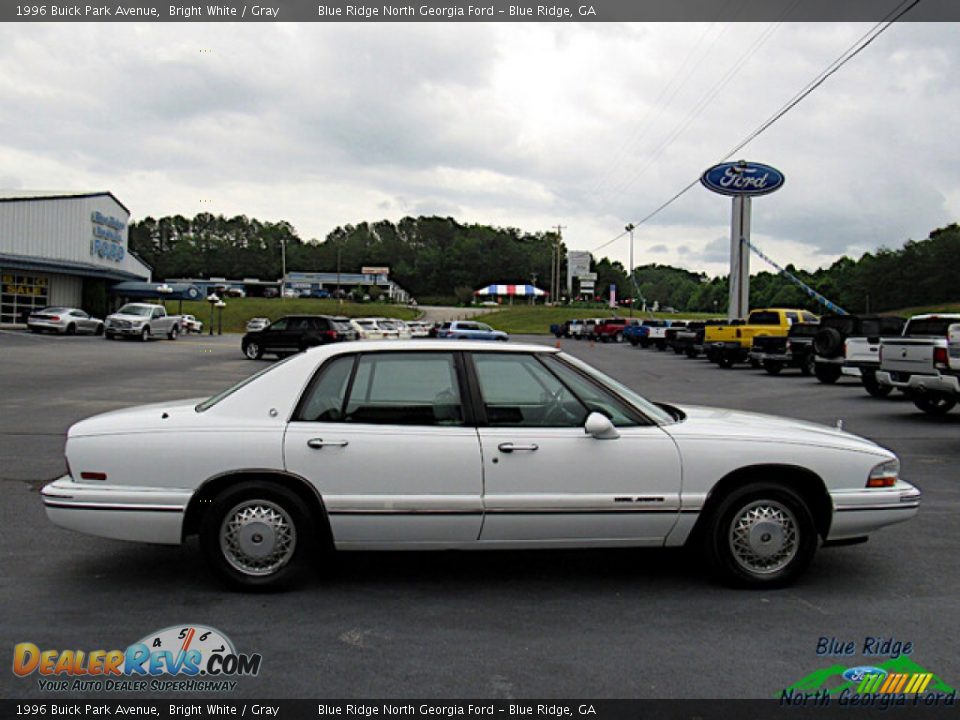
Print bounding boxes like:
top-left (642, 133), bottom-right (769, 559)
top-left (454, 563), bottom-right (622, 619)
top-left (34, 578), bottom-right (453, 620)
top-left (614, 332), bottom-right (623, 343)
top-left (910, 392), bottom-right (957, 415)
top-left (800, 354), bottom-right (815, 376)
top-left (702, 482), bottom-right (818, 588)
top-left (717, 354), bottom-right (734, 369)
top-left (862, 372), bottom-right (893, 398)
top-left (763, 360), bottom-right (783, 375)
top-left (66, 323), bottom-right (76, 335)
top-left (686, 348), bottom-right (698, 358)
top-left (243, 341), bottom-right (263, 360)
top-left (95, 324), bottom-right (104, 336)
top-left (167, 325), bottom-right (178, 340)
top-left (200, 482), bottom-right (308, 590)
top-left (814, 362), bottom-right (841, 384)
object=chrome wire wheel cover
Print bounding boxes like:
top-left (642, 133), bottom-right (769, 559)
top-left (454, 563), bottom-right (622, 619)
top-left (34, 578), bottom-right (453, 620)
top-left (220, 500), bottom-right (296, 576)
top-left (728, 500), bottom-right (798, 575)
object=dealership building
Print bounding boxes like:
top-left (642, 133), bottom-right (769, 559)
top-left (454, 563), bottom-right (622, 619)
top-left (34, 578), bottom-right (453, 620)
top-left (0, 191), bottom-right (151, 323)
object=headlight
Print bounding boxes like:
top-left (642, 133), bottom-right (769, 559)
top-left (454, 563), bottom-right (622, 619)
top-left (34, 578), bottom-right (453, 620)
top-left (867, 459), bottom-right (900, 488)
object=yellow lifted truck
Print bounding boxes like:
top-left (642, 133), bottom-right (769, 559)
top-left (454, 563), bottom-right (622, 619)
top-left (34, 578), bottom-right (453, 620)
top-left (704, 308), bottom-right (819, 368)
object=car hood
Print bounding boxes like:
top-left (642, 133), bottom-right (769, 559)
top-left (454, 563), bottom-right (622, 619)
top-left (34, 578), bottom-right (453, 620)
top-left (663, 404), bottom-right (888, 455)
top-left (68, 399), bottom-right (207, 437)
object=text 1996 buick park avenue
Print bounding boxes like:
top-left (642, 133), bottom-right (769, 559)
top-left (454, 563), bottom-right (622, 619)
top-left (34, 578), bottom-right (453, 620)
top-left (42, 341), bottom-right (920, 589)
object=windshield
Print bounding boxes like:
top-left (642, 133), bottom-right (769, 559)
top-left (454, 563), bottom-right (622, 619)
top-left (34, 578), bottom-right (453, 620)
top-left (557, 352), bottom-right (676, 425)
top-left (117, 305), bottom-right (154, 317)
top-left (196, 355), bottom-right (297, 412)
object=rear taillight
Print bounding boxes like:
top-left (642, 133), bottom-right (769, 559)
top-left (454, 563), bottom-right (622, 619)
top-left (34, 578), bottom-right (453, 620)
top-left (49, 316), bottom-right (60, 321)
top-left (934, 346), bottom-right (948, 369)
top-left (324, 330), bottom-right (338, 340)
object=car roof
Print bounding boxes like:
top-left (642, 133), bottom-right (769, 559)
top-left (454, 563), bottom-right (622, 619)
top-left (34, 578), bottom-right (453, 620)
top-left (910, 313), bottom-right (960, 320)
top-left (306, 339), bottom-right (553, 356)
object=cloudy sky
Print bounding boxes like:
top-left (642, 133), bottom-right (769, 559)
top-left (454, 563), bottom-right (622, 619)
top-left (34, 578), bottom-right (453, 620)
top-left (0, 21), bottom-right (958, 276)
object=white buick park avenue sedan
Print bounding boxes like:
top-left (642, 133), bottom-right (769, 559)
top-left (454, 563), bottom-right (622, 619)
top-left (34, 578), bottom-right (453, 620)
top-left (42, 341), bottom-right (920, 589)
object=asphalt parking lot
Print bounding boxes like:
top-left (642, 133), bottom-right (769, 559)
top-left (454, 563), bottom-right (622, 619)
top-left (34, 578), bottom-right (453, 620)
top-left (1, 329), bottom-right (957, 699)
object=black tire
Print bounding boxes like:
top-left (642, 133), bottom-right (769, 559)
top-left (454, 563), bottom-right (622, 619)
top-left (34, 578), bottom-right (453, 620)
top-left (862, 372), bottom-right (893, 398)
top-left (717, 354), bottom-right (734, 369)
top-left (167, 325), bottom-right (179, 340)
top-left (910, 392), bottom-right (957, 415)
top-left (628, 338), bottom-right (639, 346)
top-left (243, 341), bottom-right (263, 360)
top-left (640, 340), bottom-right (650, 349)
top-left (104, 332), bottom-right (114, 340)
top-left (95, 324), bottom-right (104, 336)
top-left (814, 362), bottom-right (842, 384)
top-left (701, 482), bottom-right (818, 588)
top-left (614, 332), bottom-right (623, 344)
top-left (140, 326), bottom-right (151, 342)
top-left (200, 481), bottom-right (310, 590)
top-left (656, 342), bottom-right (666, 352)
top-left (813, 327), bottom-right (844, 359)
top-left (749, 358), bottom-right (761, 369)
top-left (800, 354), bottom-right (815, 376)
top-left (763, 360), bottom-right (783, 375)
top-left (29, 327), bottom-right (40, 334)
top-left (66, 323), bottom-right (76, 336)
top-left (685, 348), bottom-right (698, 359)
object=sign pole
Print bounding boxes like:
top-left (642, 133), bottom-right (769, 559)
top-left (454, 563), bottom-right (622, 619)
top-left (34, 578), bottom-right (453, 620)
top-left (729, 195), bottom-right (751, 320)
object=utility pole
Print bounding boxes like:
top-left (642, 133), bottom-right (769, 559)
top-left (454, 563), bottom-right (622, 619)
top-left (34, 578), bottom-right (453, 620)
top-left (280, 237), bottom-right (287, 301)
top-left (553, 224), bottom-right (566, 303)
top-left (625, 223), bottom-right (636, 317)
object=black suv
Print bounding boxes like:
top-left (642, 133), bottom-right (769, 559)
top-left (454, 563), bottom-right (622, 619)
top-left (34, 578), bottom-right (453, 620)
top-left (749, 322), bottom-right (819, 375)
top-left (241, 315), bottom-right (355, 360)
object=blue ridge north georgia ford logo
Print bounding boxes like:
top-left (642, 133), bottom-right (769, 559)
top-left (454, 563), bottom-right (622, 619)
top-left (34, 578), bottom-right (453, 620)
top-left (700, 160), bottom-right (785, 197)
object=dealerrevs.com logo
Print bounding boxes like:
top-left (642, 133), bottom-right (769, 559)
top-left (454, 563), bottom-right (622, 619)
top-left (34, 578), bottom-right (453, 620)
top-left (13, 625), bottom-right (261, 693)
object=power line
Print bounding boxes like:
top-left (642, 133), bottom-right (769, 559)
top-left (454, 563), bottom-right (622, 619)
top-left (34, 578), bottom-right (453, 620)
top-left (590, 0), bottom-right (922, 254)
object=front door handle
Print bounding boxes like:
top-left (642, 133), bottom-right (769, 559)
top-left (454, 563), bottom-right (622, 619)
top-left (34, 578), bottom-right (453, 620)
top-left (307, 438), bottom-right (349, 449)
top-left (498, 442), bottom-right (538, 453)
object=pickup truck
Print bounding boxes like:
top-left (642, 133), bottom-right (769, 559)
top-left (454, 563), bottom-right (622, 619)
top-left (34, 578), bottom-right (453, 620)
top-left (664, 321), bottom-right (689, 353)
top-left (812, 314), bottom-right (907, 389)
top-left (104, 303), bottom-right (183, 341)
top-left (875, 313), bottom-right (960, 414)
top-left (550, 320), bottom-right (571, 338)
top-left (749, 322), bottom-right (819, 375)
top-left (624, 319), bottom-right (669, 348)
top-left (593, 317), bottom-right (640, 343)
top-left (704, 308), bottom-right (818, 368)
top-left (577, 318), bottom-right (605, 341)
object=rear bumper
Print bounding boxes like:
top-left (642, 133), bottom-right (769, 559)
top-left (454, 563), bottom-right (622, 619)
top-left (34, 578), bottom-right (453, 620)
top-left (41, 476), bottom-right (191, 545)
top-left (828, 480), bottom-right (921, 541)
top-left (27, 320), bottom-right (65, 332)
top-left (749, 351), bottom-right (790, 363)
top-left (875, 370), bottom-right (960, 394)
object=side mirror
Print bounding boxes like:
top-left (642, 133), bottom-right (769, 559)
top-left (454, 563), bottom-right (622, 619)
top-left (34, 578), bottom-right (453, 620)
top-left (585, 411), bottom-right (620, 440)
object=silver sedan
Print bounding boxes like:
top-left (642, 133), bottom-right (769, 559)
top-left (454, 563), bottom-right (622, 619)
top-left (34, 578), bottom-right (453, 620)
top-left (27, 307), bottom-right (104, 335)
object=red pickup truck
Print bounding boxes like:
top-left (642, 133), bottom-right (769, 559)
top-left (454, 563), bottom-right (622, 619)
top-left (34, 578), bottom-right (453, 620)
top-left (592, 317), bottom-right (640, 343)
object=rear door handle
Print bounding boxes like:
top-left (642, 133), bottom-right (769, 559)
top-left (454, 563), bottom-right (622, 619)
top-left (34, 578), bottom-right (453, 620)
top-left (498, 442), bottom-right (538, 453)
top-left (307, 438), bottom-right (349, 449)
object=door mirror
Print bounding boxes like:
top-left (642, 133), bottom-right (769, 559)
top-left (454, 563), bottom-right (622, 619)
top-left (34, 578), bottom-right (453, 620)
top-left (584, 411), bottom-right (619, 440)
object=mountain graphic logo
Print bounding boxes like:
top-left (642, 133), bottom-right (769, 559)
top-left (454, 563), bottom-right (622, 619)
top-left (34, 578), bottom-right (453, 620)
top-left (782, 656), bottom-right (954, 697)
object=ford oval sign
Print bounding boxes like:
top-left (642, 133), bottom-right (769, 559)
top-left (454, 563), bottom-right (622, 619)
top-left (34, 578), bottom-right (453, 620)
top-left (701, 160), bottom-right (785, 197)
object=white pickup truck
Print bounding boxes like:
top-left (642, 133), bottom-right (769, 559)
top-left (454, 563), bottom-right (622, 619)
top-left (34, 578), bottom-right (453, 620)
top-left (104, 303), bottom-right (184, 341)
top-left (876, 313), bottom-right (960, 414)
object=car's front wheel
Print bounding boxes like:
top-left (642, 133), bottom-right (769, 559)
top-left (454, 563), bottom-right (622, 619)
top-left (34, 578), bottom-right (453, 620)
top-left (200, 482), bottom-right (309, 590)
top-left (862, 372), bottom-right (893, 398)
top-left (702, 482), bottom-right (818, 588)
top-left (140, 326), bottom-right (151, 342)
top-left (243, 341), bottom-right (263, 360)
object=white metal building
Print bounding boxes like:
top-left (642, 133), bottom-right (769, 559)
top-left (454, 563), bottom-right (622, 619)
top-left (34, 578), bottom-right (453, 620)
top-left (0, 191), bottom-right (151, 323)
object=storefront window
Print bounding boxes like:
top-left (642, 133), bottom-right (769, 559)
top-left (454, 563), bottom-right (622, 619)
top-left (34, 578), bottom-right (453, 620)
top-left (1, 273), bottom-right (50, 323)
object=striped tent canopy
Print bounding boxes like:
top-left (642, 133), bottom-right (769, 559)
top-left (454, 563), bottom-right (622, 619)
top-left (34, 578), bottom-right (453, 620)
top-left (474, 284), bottom-right (547, 296)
